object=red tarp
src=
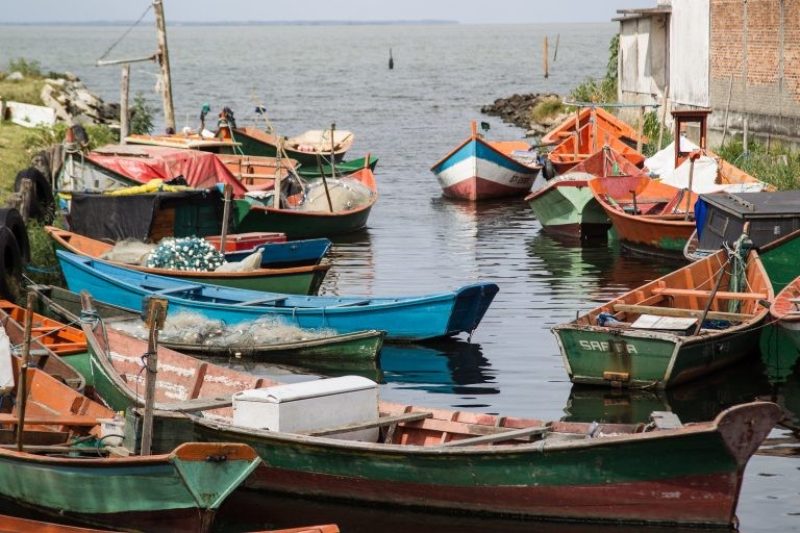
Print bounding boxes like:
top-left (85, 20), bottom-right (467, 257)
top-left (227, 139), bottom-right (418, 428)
top-left (87, 145), bottom-right (248, 197)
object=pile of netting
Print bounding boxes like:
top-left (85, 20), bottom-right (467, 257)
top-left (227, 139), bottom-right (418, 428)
top-left (112, 312), bottom-right (337, 347)
top-left (145, 237), bottom-right (224, 271)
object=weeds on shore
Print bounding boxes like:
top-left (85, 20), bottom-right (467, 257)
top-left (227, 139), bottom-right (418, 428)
top-left (716, 140), bottom-right (800, 191)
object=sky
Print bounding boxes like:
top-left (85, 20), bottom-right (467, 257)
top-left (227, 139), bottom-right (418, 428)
top-left (3, 0), bottom-right (657, 24)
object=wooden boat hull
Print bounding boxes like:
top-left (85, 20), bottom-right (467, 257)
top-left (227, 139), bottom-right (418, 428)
top-left (79, 315), bottom-right (780, 528)
top-left (296, 155), bottom-right (379, 180)
top-left (431, 136), bottom-right (539, 201)
top-left (553, 248), bottom-right (772, 389)
top-left (525, 182), bottom-right (609, 239)
top-left (769, 267), bottom-right (800, 352)
top-left (57, 252), bottom-right (499, 341)
top-left (226, 127), bottom-right (353, 166)
top-left (47, 227), bottom-right (329, 295)
top-left (224, 238), bottom-right (331, 268)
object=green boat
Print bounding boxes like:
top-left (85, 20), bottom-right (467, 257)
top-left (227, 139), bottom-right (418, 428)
top-left (295, 155), bottom-right (379, 180)
top-left (235, 167), bottom-right (377, 239)
top-left (1, 364), bottom-right (259, 533)
top-left (220, 126), bottom-right (354, 167)
top-left (47, 226), bottom-right (329, 295)
top-left (552, 241), bottom-right (773, 389)
top-left (79, 311), bottom-right (780, 528)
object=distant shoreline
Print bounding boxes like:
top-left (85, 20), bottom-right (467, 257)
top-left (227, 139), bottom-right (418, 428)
top-left (0, 19), bottom-right (459, 27)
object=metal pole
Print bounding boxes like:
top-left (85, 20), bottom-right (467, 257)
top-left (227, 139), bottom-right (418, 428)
top-left (153, 0), bottom-right (175, 132)
top-left (120, 64), bottom-right (130, 143)
top-left (15, 291), bottom-right (37, 452)
top-left (141, 297), bottom-right (168, 456)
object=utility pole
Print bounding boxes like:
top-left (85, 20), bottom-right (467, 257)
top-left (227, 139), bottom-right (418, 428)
top-left (153, 0), bottom-right (175, 132)
top-left (120, 64), bottom-right (130, 142)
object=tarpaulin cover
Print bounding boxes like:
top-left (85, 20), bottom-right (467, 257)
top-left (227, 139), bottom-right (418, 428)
top-left (87, 145), bottom-right (248, 197)
top-left (69, 189), bottom-right (227, 242)
top-left (694, 198), bottom-right (709, 239)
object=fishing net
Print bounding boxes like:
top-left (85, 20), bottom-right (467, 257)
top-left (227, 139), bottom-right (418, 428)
top-left (100, 240), bottom-right (156, 265)
top-left (112, 312), bottom-right (337, 347)
top-left (146, 237), bottom-right (224, 271)
top-left (214, 250), bottom-right (262, 273)
top-left (296, 177), bottom-right (373, 212)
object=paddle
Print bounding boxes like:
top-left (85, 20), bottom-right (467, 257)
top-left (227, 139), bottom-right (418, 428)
top-left (14, 291), bottom-right (36, 452)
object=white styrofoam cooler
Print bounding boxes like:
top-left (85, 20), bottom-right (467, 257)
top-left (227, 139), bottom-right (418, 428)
top-left (232, 376), bottom-right (379, 441)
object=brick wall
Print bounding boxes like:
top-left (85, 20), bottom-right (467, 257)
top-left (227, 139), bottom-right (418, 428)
top-left (709, 0), bottom-right (800, 141)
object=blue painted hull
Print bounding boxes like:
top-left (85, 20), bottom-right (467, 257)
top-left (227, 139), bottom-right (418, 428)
top-left (224, 238), bottom-right (332, 268)
top-left (57, 251), bottom-right (498, 341)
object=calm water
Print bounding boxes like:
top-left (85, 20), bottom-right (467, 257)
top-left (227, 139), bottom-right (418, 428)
top-left (2, 22), bottom-right (799, 532)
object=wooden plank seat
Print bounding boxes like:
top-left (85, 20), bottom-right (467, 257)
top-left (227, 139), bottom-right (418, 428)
top-left (612, 304), bottom-right (753, 322)
top-left (300, 411), bottom-right (433, 437)
top-left (154, 284), bottom-right (203, 296)
top-left (234, 297), bottom-right (287, 307)
top-left (440, 425), bottom-right (550, 448)
top-left (653, 288), bottom-right (767, 300)
top-left (325, 300), bottom-right (371, 308)
top-left (157, 397), bottom-right (233, 412)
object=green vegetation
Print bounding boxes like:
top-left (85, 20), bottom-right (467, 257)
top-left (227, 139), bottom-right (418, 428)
top-left (642, 111), bottom-right (673, 158)
top-left (7, 58), bottom-right (42, 78)
top-left (569, 34), bottom-right (619, 104)
top-left (25, 220), bottom-right (63, 286)
top-left (716, 140), bottom-right (800, 191)
top-left (130, 92), bottom-right (155, 135)
top-left (0, 58), bottom-right (46, 105)
top-left (22, 123), bottom-right (117, 153)
top-left (530, 97), bottom-right (565, 123)
top-left (0, 122), bottom-right (32, 203)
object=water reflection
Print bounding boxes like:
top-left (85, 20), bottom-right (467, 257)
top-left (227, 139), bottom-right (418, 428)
top-left (320, 230), bottom-right (374, 296)
top-left (759, 326), bottom-right (800, 432)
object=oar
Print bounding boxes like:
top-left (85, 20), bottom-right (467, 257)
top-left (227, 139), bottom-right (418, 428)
top-left (693, 259), bottom-right (727, 336)
top-left (684, 150), bottom-right (702, 220)
top-left (14, 291), bottom-right (36, 452)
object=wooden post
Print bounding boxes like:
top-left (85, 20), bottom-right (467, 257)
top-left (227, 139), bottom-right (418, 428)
top-left (153, 0), bottom-right (175, 132)
top-left (658, 85), bottom-right (669, 150)
top-left (329, 123), bottom-right (337, 180)
top-left (120, 64), bottom-right (130, 143)
top-left (636, 105), bottom-right (644, 154)
top-left (388, 48), bottom-right (394, 70)
top-left (553, 34), bottom-right (560, 62)
top-left (219, 184), bottom-right (232, 252)
top-left (743, 115), bottom-right (749, 155)
top-left (543, 37), bottom-right (549, 79)
top-left (720, 75), bottom-right (734, 147)
top-left (14, 291), bottom-right (37, 452)
top-left (140, 297), bottom-right (168, 456)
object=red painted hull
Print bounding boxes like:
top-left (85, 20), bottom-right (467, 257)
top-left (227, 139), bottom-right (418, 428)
top-left (246, 467), bottom-right (740, 526)
top-left (443, 176), bottom-right (530, 201)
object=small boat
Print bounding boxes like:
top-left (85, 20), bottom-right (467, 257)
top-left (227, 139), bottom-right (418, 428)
top-left (547, 123), bottom-right (645, 176)
top-left (589, 174), bottom-right (697, 255)
top-left (542, 106), bottom-right (643, 147)
top-left (32, 285), bottom-right (386, 364)
top-left (205, 231), bottom-right (287, 251)
top-left (525, 146), bottom-right (646, 240)
top-left (770, 273), bottom-right (800, 353)
top-left (124, 133), bottom-right (239, 153)
top-left (215, 153), bottom-right (299, 192)
top-left (234, 167), bottom-right (378, 239)
top-left (552, 239), bottom-right (772, 389)
top-left (431, 122), bottom-right (540, 201)
top-left (295, 155), bottom-right (379, 180)
top-left (78, 313), bottom-right (780, 528)
top-left (57, 250), bottom-right (499, 341)
top-left (47, 227), bottom-right (330, 296)
top-left (223, 238), bottom-right (332, 269)
top-left (219, 126), bottom-right (355, 167)
top-left (0, 357), bottom-right (259, 532)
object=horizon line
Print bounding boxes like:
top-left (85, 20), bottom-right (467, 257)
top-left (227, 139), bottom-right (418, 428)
top-left (0, 19), bottom-right (615, 26)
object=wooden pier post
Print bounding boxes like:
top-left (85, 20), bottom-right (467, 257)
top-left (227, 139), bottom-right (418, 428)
top-left (153, 0), bottom-right (175, 132)
top-left (140, 297), bottom-right (168, 456)
top-left (120, 64), bottom-right (130, 143)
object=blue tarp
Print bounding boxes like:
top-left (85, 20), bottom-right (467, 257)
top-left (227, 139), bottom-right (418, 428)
top-left (694, 198), bottom-right (709, 239)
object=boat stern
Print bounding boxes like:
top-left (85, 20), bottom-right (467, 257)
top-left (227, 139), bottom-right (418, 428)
top-left (445, 282), bottom-right (499, 336)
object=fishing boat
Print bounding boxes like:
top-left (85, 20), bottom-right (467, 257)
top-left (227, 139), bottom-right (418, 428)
top-left (31, 285), bottom-right (386, 364)
top-left (234, 167), bottom-right (378, 239)
top-left (46, 227), bottom-right (330, 295)
top-left (770, 273), bottom-right (800, 353)
top-left (541, 106), bottom-right (643, 147)
top-left (589, 174), bottom-right (697, 255)
top-left (222, 238), bottom-right (332, 269)
top-left (0, 357), bottom-right (259, 532)
top-left (547, 124), bottom-right (645, 176)
top-left (56, 251), bottom-right (498, 341)
top-left (78, 311), bottom-right (780, 528)
top-left (525, 146), bottom-right (645, 240)
top-left (219, 126), bottom-right (354, 166)
top-left (552, 238), bottom-right (772, 389)
top-left (215, 153), bottom-right (299, 193)
top-left (430, 122), bottom-right (541, 201)
top-left (295, 155), bottom-right (379, 180)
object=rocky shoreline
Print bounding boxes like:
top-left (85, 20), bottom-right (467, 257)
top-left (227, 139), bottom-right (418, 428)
top-left (481, 93), bottom-right (568, 138)
top-left (39, 72), bottom-right (119, 126)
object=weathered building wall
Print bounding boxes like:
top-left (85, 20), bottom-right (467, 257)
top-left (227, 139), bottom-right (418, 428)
top-left (618, 13), bottom-right (669, 122)
top-left (670, 0), bottom-right (710, 107)
top-left (709, 0), bottom-right (800, 144)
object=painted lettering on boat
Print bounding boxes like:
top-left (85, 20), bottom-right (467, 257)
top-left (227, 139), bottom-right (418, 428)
top-left (578, 340), bottom-right (638, 354)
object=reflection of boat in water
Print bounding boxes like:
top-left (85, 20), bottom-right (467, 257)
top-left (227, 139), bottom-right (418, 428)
top-left (319, 228), bottom-right (375, 296)
top-left (564, 356), bottom-right (771, 424)
top-left (759, 325), bottom-right (800, 433)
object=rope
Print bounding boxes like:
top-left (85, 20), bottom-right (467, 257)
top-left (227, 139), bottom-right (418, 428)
top-left (97, 3), bottom-right (154, 63)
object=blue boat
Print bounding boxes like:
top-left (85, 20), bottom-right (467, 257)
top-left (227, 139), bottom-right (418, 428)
top-left (57, 251), bottom-right (499, 341)
top-left (224, 238), bottom-right (332, 268)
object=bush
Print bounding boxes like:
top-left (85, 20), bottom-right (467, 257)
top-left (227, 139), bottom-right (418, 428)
top-left (130, 93), bottom-right (155, 135)
top-left (715, 140), bottom-right (800, 191)
top-left (530, 98), bottom-right (564, 123)
top-left (25, 220), bottom-right (63, 287)
top-left (641, 111), bottom-right (673, 157)
top-left (7, 58), bottom-right (42, 78)
top-left (22, 123), bottom-right (117, 152)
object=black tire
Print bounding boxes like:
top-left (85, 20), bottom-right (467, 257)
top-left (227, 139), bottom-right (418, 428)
top-left (31, 150), bottom-right (51, 179)
top-left (0, 229), bottom-right (23, 303)
top-left (14, 167), bottom-right (54, 223)
top-left (542, 158), bottom-right (557, 180)
top-left (0, 208), bottom-right (29, 264)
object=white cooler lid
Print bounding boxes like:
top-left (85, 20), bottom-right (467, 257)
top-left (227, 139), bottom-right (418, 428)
top-left (233, 376), bottom-right (377, 404)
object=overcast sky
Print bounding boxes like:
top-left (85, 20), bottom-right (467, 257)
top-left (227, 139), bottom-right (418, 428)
top-left (4, 0), bottom-right (655, 24)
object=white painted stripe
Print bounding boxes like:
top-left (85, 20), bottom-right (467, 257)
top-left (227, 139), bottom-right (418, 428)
top-left (435, 154), bottom-right (537, 191)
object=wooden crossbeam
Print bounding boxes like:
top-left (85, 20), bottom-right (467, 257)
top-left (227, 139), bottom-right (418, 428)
top-left (440, 426), bottom-right (549, 448)
top-left (612, 304), bottom-right (753, 322)
top-left (653, 288), bottom-right (766, 300)
top-left (157, 397), bottom-right (232, 412)
top-left (302, 411), bottom-right (433, 437)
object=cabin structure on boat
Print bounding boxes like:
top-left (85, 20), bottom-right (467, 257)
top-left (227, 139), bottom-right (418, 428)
top-left (615, 0), bottom-right (800, 146)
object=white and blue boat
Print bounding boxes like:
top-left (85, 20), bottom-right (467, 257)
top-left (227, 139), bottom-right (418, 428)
top-left (57, 250), bottom-right (499, 341)
top-left (431, 121), bottom-right (541, 201)
top-left (224, 238), bottom-right (332, 268)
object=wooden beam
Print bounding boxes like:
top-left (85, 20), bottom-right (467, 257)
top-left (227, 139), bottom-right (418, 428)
top-left (0, 414), bottom-right (100, 426)
top-left (157, 397), bottom-right (232, 413)
top-left (612, 304), bottom-right (753, 322)
top-left (440, 426), bottom-right (549, 448)
top-left (653, 288), bottom-right (767, 300)
top-left (301, 411), bottom-right (433, 437)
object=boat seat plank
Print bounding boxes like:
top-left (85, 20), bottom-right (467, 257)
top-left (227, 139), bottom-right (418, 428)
top-left (0, 414), bottom-right (100, 426)
top-left (612, 304), bottom-right (753, 322)
top-left (157, 397), bottom-right (232, 412)
top-left (234, 297), bottom-right (287, 307)
top-left (440, 426), bottom-right (550, 448)
top-left (653, 288), bottom-right (767, 300)
top-left (325, 300), bottom-right (371, 308)
top-left (153, 284), bottom-right (204, 296)
top-left (301, 411), bottom-right (433, 437)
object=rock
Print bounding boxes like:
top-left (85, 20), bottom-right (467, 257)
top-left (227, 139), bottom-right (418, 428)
top-left (481, 92), bottom-right (562, 130)
top-left (6, 71), bottom-right (24, 81)
top-left (63, 71), bottom-right (79, 82)
top-left (39, 75), bottom-right (119, 127)
top-left (44, 78), bottom-right (66, 88)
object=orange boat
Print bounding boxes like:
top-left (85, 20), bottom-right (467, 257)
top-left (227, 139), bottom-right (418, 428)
top-left (589, 174), bottom-right (698, 255)
top-left (216, 153), bottom-right (299, 193)
top-left (0, 299), bottom-right (86, 357)
top-left (548, 123), bottom-right (645, 176)
top-left (542, 106), bottom-right (644, 146)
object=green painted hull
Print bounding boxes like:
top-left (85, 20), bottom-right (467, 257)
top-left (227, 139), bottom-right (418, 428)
top-left (166, 267), bottom-right (327, 295)
top-left (527, 184), bottom-right (609, 239)
top-left (0, 444), bottom-right (258, 533)
top-left (296, 155), bottom-right (379, 179)
top-left (760, 233), bottom-right (800, 293)
top-left (553, 322), bottom-right (763, 389)
top-left (235, 200), bottom-right (373, 239)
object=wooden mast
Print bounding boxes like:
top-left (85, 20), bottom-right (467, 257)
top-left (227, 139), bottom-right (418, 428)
top-left (153, 0), bottom-right (175, 132)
